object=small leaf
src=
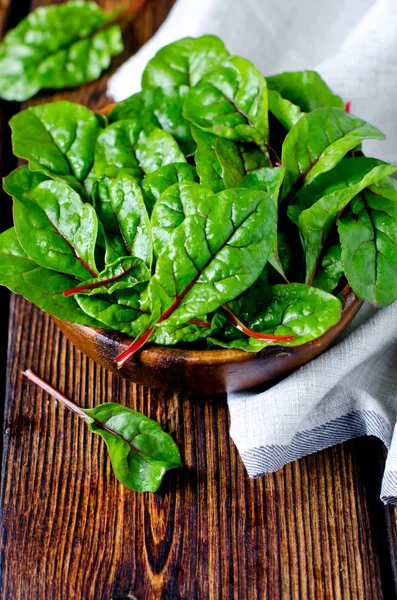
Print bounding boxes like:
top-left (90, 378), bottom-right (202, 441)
top-left (23, 370), bottom-right (182, 493)
top-left (266, 70), bottom-right (344, 112)
top-left (0, 1), bottom-right (123, 101)
top-left (184, 56), bottom-right (269, 151)
top-left (142, 35), bottom-right (229, 89)
top-left (152, 319), bottom-right (211, 346)
top-left (281, 108), bottom-right (385, 200)
top-left (338, 178), bottom-right (397, 305)
top-left (141, 163), bottom-right (198, 214)
top-left (191, 126), bottom-right (226, 193)
top-left (10, 102), bottom-right (104, 196)
top-left (94, 121), bottom-right (186, 180)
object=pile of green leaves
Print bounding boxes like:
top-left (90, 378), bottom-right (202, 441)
top-left (0, 1), bottom-right (125, 101)
top-left (2, 35), bottom-right (397, 367)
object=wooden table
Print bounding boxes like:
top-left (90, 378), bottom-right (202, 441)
top-left (1, 2), bottom-right (397, 598)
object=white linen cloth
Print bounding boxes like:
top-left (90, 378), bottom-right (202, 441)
top-left (108, 0), bottom-right (397, 503)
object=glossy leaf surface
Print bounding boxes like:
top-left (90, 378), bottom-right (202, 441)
top-left (266, 70), bottom-right (344, 112)
top-left (0, 1), bottom-right (123, 101)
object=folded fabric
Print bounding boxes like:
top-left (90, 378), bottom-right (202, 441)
top-left (107, 0), bottom-right (397, 503)
top-left (228, 303), bottom-right (397, 504)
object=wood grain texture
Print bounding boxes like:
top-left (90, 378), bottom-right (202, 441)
top-left (1, 1), bottom-right (397, 599)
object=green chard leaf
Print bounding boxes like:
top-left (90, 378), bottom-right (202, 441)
top-left (142, 35), bottom-right (230, 89)
top-left (151, 181), bottom-right (214, 257)
top-left (94, 120), bottom-right (186, 180)
top-left (266, 70), bottom-right (344, 112)
top-left (92, 174), bottom-right (152, 267)
top-left (7, 171), bottom-right (99, 280)
top-left (152, 319), bottom-right (211, 346)
top-left (312, 244), bottom-right (344, 293)
top-left (63, 256), bottom-right (150, 297)
top-left (0, 1), bottom-right (123, 101)
top-left (337, 178), bottom-right (397, 305)
top-left (141, 163), bottom-right (198, 214)
top-left (109, 86), bottom-right (195, 155)
top-left (281, 108), bottom-right (385, 201)
top-left (23, 370), bottom-right (182, 493)
top-left (184, 56), bottom-right (269, 152)
top-left (191, 126), bottom-right (226, 193)
top-left (297, 159), bottom-right (396, 284)
top-left (238, 166), bottom-right (287, 279)
top-left (209, 283), bottom-right (342, 350)
top-left (0, 228), bottom-right (103, 327)
top-left (267, 89), bottom-right (303, 130)
top-left (10, 102), bottom-right (104, 196)
top-left (76, 287), bottom-right (151, 337)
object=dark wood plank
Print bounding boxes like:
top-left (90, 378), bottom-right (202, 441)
top-left (1, 297), bottom-right (396, 599)
top-left (1, 1), bottom-right (397, 598)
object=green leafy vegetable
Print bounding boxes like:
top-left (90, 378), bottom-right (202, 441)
top-left (0, 1), bottom-right (123, 101)
top-left (8, 173), bottom-right (99, 280)
top-left (10, 102), bottom-right (104, 196)
top-left (184, 56), bottom-right (269, 152)
top-left (94, 120), bottom-right (186, 180)
top-left (2, 33), bottom-right (397, 369)
top-left (338, 179), bottom-right (397, 306)
top-left (210, 283), bottom-right (341, 350)
top-left (92, 174), bottom-right (152, 266)
top-left (142, 35), bottom-right (229, 89)
top-left (23, 369), bottom-right (182, 493)
top-left (141, 163), bottom-right (198, 214)
top-left (281, 108), bottom-right (385, 200)
top-left (266, 70), bottom-right (344, 112)
top-left (0, 228), bottom-right (102, 327)
top-left (297, 160), bottom-right (396, 283)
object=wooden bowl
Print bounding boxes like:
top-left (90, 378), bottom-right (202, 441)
top-left (53, 285), bottom-right (363, 394)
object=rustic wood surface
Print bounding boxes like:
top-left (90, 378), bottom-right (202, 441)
top-left (1, 2), bottom-right (397, 599)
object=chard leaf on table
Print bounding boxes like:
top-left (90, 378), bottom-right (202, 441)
top-left (10, 102), bottom-right (104, 197)
top-left (63, 256), bottom-right (150, 297)
top-left (151, 181), bottom-right (214, 257)
top-left (108, 86), bottom-right (195, 155)
top-left (0, 228), bottom-right (103, 327)
top-left (141, 163), bottom-right (198, 214)
top-left (281, 108), bottom-right (385, 201)
top-left (92, 174), bottom-right (152, 267)
top-left (267, 89), bottom-right (303, 130)
top-left (184, 56), bottom-right (269, 152)
top-left (266, 70), bottom-right (344, 112)
top-left (142, 35), bottom-right (230, 89)
top-left (11, 177), bottom-right (99, 280)
top-left (94, 120), bottom-right (186, 180)
top-left (0, 1), bottom-right (123, 102)
top-left (23, 370), bottom-right (182, 493)
top-left (209, 283), bottom-right (342, 350)
top-left (337, 178), bottom-right (397, 305)
top-left (298, 161), bottom-right (396, 284)
top-left (312, 244), bottom-right (344, 293)
top-left (76, 287), bottom-right (150, 337)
